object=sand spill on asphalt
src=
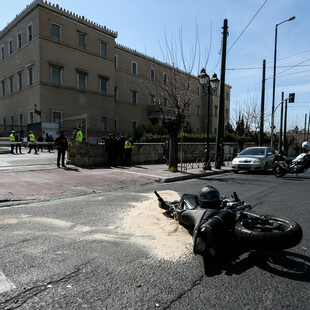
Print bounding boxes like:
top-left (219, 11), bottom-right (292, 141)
top-left (122, 190), bottom-right (192, 261)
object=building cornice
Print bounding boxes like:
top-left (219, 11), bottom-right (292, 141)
top-left (0, 0), bottom-right (118, 39)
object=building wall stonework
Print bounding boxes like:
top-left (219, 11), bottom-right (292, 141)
top-left (0, 0), bottom-right (231, 142)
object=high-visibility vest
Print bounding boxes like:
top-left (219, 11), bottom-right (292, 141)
top-left (75, 130), bottom-right (83, 142)
top-left (29, 133), bottom-right (35, 142)
top-left (10, 134), bottom-right (15, 142)
top-left (125, 139), bottom-right (133, 149)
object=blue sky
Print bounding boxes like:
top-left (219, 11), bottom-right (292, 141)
top-left (1, 0), bottom-right (309, 131)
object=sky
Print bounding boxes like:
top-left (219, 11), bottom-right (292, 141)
top-left (1, 0), bottom-right (310, 132)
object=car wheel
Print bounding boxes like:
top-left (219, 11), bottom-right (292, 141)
top-left (233, 170), bottom-right (239, 174)
top-left (263, 163), bottom-right (268, 173)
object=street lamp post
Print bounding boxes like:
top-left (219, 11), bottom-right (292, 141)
top-left (271, 16), bottom-right (295, 148)
top-left (198, 68), bottom-right (219, 170)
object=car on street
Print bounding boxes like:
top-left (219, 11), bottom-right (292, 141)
top-left (232, 146), bottom-right (276, 173)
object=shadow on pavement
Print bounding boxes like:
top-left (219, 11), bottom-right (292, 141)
top-left (203, 248), bottom-right (310, 282)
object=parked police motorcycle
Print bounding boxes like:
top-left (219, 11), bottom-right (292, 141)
top-left (273, 141), bottom-right (310, 177)
top-left (154, 186), bottom-right (302, 257)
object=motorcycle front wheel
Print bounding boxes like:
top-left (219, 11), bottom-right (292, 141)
top-left (235, 215), bottom-right (303, 250)
top-left (273, 163), bottom-right (287, 177)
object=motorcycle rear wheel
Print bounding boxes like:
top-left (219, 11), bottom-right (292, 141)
top-left (273, 163), bottom-right (287, 177)
top-left (235, 215), bottom-right (303, 249)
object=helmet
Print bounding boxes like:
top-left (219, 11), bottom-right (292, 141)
top-left (302, 141), bottom-right (310, 151)
top-left (198, 186), bottom-right (221, 209)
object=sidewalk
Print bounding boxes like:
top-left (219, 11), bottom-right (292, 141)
top-left (0, 150), bottom-right (232, 204)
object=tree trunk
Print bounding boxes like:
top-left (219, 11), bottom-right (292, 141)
top-left (169, 132), bottom-right (178, 169)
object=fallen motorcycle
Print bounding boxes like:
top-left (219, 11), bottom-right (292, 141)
top-left (154, 187), bottom-right (303, 257)
top-left (273, 152), bottom-right (310, 177)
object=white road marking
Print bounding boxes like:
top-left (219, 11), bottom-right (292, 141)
top-left (0, 271), bottom-right (15, 294)
top-left (112, 169), bottom-right (162, 179)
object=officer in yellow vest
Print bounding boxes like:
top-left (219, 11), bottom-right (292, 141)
top-left (75, 129), bottom-right (83, 142)
top-left (124, 134), bottom-right (133, 166)
top-left (10, 131), bottom-right (15, 154)
top-left (27, 131), bottom-right (38, 154)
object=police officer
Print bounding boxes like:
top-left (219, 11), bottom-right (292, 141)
top-left (55, 130), bottom-right (68, 168)
top-left (28, 131), bottom-right (38, 154)
top-left (75, 128), bottom-right (83, 142)
top-left (10, 131), bottom-right (15, 154)
top-left (124, 134), bottom-right (133, 166)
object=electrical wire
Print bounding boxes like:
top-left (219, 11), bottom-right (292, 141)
top-left (226, 0), bottom-right (268, 54)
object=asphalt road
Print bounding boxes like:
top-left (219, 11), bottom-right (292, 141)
top-left (0, 170), bottom-right (309, 309)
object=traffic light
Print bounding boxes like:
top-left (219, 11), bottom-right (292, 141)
top-left (289, 93), bottom-right (295, 103)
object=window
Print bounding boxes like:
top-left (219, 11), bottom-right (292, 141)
top-left (114, 86), bottom-right (118, 101)
top-left (77, 72), bottom-right (87, 91)
top-left (3, 117), bottom-right (7, 131)
top-left (114, 55), bottom-right (118, 69)
top-left (187, 81), bottom-right (190, 91)
top-left (100, 41), bottom-right (107, 57)
top-left (51, 66), bottom-right (62, 86)
top-left (28, 67), bottom-right (33, 86)
top-left (196, 105), bottom-right (200, 116)
top-left (17, 32), bottom-right (22, 49)
top-left (114, 119), bottom-right (118, 131)
top-left (197, 85), bottom-right (200, 95)
top-left (131, 120), bottom-right (137, 132)
top-left (131, 90), bottom-right (137, 104)
top-left (100, 115), bottom-right (108, 131)
top-left (8, 39), bottom-right (13, 55)
top-left (99, 77), bottom-right (108, 94)
top-left (10, 116), bottom-right (14, 131)
top-left (77, 112), bottom-right (86, 129)
top-left (19, 114), bottom-right (24, 131)
top-left (150, 68), bottom-right (155, 81)
top-left (29, 111), bottom-right (34, 124)
top-left (52, 23), bottom-right (61, 42)
top-left (1, 45), bottom-right (4, 60)
top-left (78, 33), bottom-right (85, 50)
top-left (214, 105), bottom-right (218, 116)
top-left (27, 23), bottom-right (33, 42)
top-left (1, 80), bottom-right (5, 96)
top-left (52, 111), bottom-right (62, 124)
top-left (17, 72), bottom-right (23, 90)
top-left (163, 73), bottom-right (168, 85)
top-left (150, 95), bottom-right (155, 106)
top-left (131, 61), bottom-right (137, 75)
top-left (163, 98), bottom-right (168, 107)
top-left (9, 76), bottom-right (13, 93)
top-left (226, 91), bottom-right (229, 100)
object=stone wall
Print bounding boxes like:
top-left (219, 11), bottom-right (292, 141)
top-left (69, 141), bottom-right (255, 167)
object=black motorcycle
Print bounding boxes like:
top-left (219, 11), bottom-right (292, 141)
top-left (273, 152), bottom-right (310, 177)
top-left (154, 187), bottom-right (302, 257)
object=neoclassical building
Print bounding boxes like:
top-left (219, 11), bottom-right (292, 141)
top-left (0, 0), bottom-right (231, 142)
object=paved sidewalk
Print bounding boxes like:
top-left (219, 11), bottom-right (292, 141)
top-left (0, 150), bottom-right (232, 204)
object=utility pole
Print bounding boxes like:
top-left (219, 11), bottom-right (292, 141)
top-left (259, 59), bottom-right (266, 146)
top-left (215, 19), bottom-right (228, 169)
top-left (304, 113), bottom-right (307, 141)
top-left (307, 113), bottom-right (310, 140)
top-left (283, 98), bottom-right (288, 154)
top-left (279, 92), bottom-right (284, 152)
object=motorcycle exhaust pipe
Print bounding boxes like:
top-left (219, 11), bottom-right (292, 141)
top-left (200, 209), bottom-right (235, 245)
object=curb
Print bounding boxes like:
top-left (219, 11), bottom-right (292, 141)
top-left (159, 168), bottom-right (232, 183)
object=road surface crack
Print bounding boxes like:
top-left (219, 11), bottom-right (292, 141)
top-left (0, 259), bottom-right (95, 309)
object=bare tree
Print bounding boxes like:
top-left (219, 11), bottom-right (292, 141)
top-left (141, 27), bottom-right (202, 169)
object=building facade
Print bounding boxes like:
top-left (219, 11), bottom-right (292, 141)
top-left (0, 0), bottom-right (231, 143)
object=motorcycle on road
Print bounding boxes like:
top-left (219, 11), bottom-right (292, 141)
top-left (155, 187), bottom-right (303, 257)
top-left (273, 152), bottom-right (310, 177)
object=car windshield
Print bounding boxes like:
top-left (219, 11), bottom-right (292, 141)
top-left (240, 148), bottom-right (266, 156)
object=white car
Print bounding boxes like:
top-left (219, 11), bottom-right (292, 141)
top-left (232, 147), bottom-right (276, 173)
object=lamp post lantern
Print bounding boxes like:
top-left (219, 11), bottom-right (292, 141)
top-left (198, 68), bottom-right (219, 170)
top-left (270, 16), bottom-right (295, 148)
